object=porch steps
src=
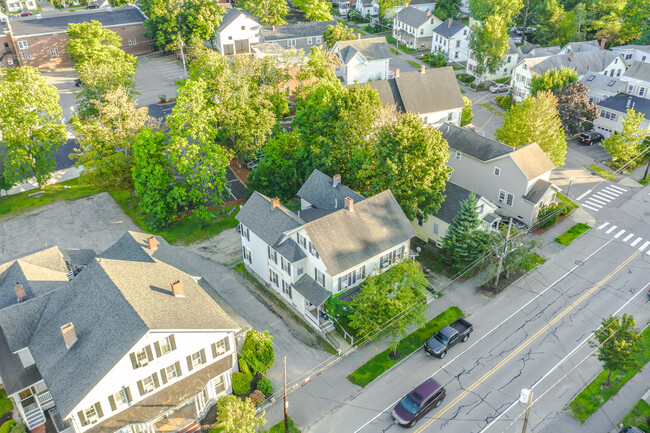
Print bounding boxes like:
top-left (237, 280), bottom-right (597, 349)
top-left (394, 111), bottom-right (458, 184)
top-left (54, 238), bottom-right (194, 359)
top-left (25, 409), bottom-right (46, 430)
top-left (177, 422), bottom-right (201, 433)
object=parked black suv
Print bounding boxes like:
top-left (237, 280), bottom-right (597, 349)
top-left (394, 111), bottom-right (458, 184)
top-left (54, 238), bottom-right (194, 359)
top-left (579, 131), bottom-right (604, 145)
top-left (392, 378), bottom-right (446, 427)
top-left (86, 3), bottom-right (100, 8)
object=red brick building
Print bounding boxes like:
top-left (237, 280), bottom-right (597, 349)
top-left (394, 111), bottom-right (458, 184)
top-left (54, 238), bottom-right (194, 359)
top-left (2, 6), bottom-right (152, 70)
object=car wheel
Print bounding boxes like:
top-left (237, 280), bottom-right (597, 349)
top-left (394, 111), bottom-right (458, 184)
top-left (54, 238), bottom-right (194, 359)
top-left (461, 334), bottom-right (469, 342)
top-left (435, 399), bottom-right (442, 408)
top-left (439, 351), bottom-right (446, 359)
top-left (411, 418), bottom-right (418, 427)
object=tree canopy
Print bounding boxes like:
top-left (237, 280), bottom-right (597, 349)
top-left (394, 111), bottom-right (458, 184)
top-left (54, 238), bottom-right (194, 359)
top-left (469, 0), bottom-right (523, 21)
top-left (294, 0), bottom-right (333, 21)
top-left (531, 67), bottom-right (578, 96)
top-left (442, 193), bottom-right (489, 275)
top-left (496, 90), bottom-right (567, 167)
top-left (435, 0), bottom-right (463, 20)
top-left (0, 67), bottom-right (67, 189)
top-left (323, 23), bottom-right (356, 50)
top-left (468, 15), bottom-right (511, 76)
top-left (555, 82), bottom-right (599, 135)
top-left (239, 0), bottom-right (289, 26)
top-left (601, 109), bottom-right (650, 166)
top-left (590, 314), bottom-right (640, 386)
top-left (461, 96), bottom-right (473, 126)
top-left (240, 330), bottom-right (275, 375)
top-left (215, 396), bottom-right (266, 433)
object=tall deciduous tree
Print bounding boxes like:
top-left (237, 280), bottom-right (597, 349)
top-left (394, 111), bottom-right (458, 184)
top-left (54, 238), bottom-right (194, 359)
top-left (323, 23), bottom-right (356, 50)
top-left (71, 86), bottom-right (156, 189)
top-left (469, 0), bottom-right (523, 21)
top-left (486, 227), bottom-right (542, 286)
top-left (349, 261), bottom-right (428, 356)
top-left (496, 91), bottom-right (567, 167)
top-left (215, 396), bottom-right (266, 433)
top-left (590, 314), bottom-right (640, 386)
top-left (468, 15), bottom-right (511, 76)
top-left (362, 112), bottom-right (451, 221)
top-left (240, 330), bottom-right (275, 375)
top-left (534, 0), bottom-right (578, 46)
top-left (294, 0), bottom-right (333, 21)
top-left (555, 82), bottom-right (599, 135)
top-left (601, 109), bottom-right (650, 165)
top-left (0, 67), bottom-right (67, 189)
top-left (530, 67), bottom-right (578, 96)
top-left (441, 193), bottom-right (489, 275)
top-left (132, 129), bottom-right (186, 229)
top-left (377, 0), bottom-right (407, 17)
top-left (461, 96), bottom-right (473, 126)
top-left (239, 0), bottom-right (289, 26)
top-left (588, 0), bottom-right (629, 44)
top-left (435, 0), bottom-right (463, 20)
top-left (621, 0), bottom-right (650, 43)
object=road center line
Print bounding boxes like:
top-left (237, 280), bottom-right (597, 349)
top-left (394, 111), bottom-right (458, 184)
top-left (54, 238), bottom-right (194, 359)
top-left (414, 250), bottom-right (640, 433)
top-left (351, 240), bottom-right (613, 433)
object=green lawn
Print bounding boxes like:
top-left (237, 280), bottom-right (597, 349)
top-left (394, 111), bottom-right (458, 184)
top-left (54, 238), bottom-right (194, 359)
top-left (109, 189), bottom-right (240, 245)
top-left (386, 36), bottom-right (397, 44)
top-left (399, 46), bottom-right (428, 55)
top-left (587, 164), bottom-right (616, 181)
top-left (621, 399), bottom-right (650, 432)
top-left (0, 178), bottom-right (102, 217)
top-left (263, 418), bottom-right (301, 433)
top-left (567, 326), bottom-right (650, 423)
top-left (554, 223), bottom-right (591, 246)
top-left (521, 252), bottom-right (546, 272)
top-left (452, 65), bottom-right (465, 71)
top-left (347, 307), bottom-right (464, 387)
top-left (0, 389), bottom-right (13, 417)
top-left (481, 103), bottom-right (505, 117)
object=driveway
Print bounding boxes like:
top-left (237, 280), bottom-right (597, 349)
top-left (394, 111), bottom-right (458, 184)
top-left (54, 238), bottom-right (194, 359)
top-left (134, 54), bottom-right (186, 107)
top-left (461, 85), bottom-right (504, 139)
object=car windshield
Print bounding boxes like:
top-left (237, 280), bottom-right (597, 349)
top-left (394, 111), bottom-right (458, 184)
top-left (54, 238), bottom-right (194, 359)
top-left (434, 332), bottom-right (448, 344)
top-left (400, 395), bottom-right (421, 415)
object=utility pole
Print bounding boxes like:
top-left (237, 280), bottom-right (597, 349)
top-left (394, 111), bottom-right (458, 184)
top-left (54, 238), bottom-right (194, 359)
top-left (521, 389), bottom-right (533, 433)
top-left (494, 217), bottom-right (513, 289)
top-left (284, 355), bottom-right (289, 433)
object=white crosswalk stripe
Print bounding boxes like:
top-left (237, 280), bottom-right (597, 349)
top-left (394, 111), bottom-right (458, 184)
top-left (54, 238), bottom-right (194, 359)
top-left (606, 225), bottom-right (618, 234)
top-left (579, 184), bottom-right (628, 213)
top-left (623, 233), bottom-right (634, 242)
top-left (597, 222), bottom-right (649, 251)
top-left (598, 222), bottom-right (610, 230)
top-left (641, 241), bottom-right (650, 252)
top-left (582, 204), bottom-right (600, 212)
top-left (576, 190), bottom-right (592, 201)
top-left (614, 230), bottom-right (626, 239)
top-left (591, 194), bottom-right (612, 202)
top-left (596, 191), bottom-right (619, 200)
top-left (631, 237), bottom-right (642, 247)
top-left (587, 197), bottom-right (608, 205)
top-left (584, 200), bottom-right (603, 208)
top-left (607, 185), bottom-right (627, 192)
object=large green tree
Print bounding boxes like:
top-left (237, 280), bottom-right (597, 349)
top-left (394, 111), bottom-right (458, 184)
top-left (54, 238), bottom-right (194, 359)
top-left (621, 0), bottom-right (650, 43)
top-left (469, 0), bottom-right (523, 21)
top-left (323, 23), bottom-right (356, 50)
top-left (590, 314), bottom-right (640, 386)
top-left (215, 396), bottom-right (266, 433)
top-left (486, 226), bottom-right (542, 287)
top-left (377, 0), bottom-right (407, 17)
top-left (461, 96), bottom-right (473, 126)
top-left (0, 67), bottom-right (67, 189)
top-left (239, 0), bottom-right (289, 25)
top-left (294, 0), bottom-right (333, 21)
top-left (71, 86), bottom-right (156, 189)
top-left (436, 0), bottom-right (463, 20)
top-left (496, 91), bottom-right (567, 167)
top-left (349, 261), bottom-right (428, 356)
top-left (441, 193), bottom-right (489, 275)
top-left (132, 129), bottom-right (186, 229)
top-left (601, 109), bottom-right (650, 165)
top-left (361, 112), bottom-right (451, 221)
top-left (240, 330), bottom-right (275, 375)
top-left (468, 15), bottom-right (511, 76)
top-left (588, 0), bottom-right (629, 44)
top-left (530, 67), bottom-right (578, 96)
top-left (555, 82), bottom-right (599, 135)
top-left (534, 0), bottom-right (579, 46)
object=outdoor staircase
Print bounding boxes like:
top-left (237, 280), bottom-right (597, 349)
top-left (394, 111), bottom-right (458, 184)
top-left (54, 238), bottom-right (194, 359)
top-left (177, 422), bottom-right (201, 433)
top-left (24, 408), bottom-right (46, 430)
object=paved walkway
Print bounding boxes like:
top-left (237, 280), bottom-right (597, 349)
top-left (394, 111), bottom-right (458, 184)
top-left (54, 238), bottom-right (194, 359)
top-left (541, 364), bottom-right (650, 433)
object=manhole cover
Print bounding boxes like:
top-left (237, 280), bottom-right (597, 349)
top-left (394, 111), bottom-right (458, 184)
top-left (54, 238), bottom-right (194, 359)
top-left (575, 260), bottom-right (584, 266)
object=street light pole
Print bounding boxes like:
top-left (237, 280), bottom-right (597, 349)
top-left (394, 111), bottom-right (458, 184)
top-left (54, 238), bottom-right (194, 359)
top-left (566, 177), bottom-right (575, 198)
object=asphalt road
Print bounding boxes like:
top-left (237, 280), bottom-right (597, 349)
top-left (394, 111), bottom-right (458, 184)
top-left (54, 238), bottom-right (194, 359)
top-left (311, 199), bottom-right (650, 432)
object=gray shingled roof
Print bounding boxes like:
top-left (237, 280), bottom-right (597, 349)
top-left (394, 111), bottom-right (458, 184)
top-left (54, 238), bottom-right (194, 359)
top-left (297, 169), bottom-right (365, 211)
top-left (433, 19), bottom-right (466, 38)
top-left (395, 6), bottom-right (430, 28)
top-left (236, 192), bottom-right (304, 247)
top-left (292, 275), bottom-right (329, 307)
top-left (275, 239), bottom-right (307, 263)
top-left (562, 40), bottom-right (600, 53)
top-left (442, 123), bottom-right (514, 161)
top-left (580, 72), bottom-right (624, 93)
top-left (622, 61), bottom-right (650, 82)
top-left (433, 182), bottom-right (472, 224)
top-left (334, 37), bottom-right (392, 64)
top-left (0, 231), bottom-right (240, 419)
top-left (304, 190), bottom-right (416, 276)
top-left (598, 92), bottom-right (650, 116)
top-left (366, 66), bottom-right (464, 115)
top-left (524, 50), bottom-right (623, 76)
top-left (0, 326), bottom-right (42, 395)
top-left (262, 20), bottom-right (334, 41)
top-left (522, 179), bottom-right (556, 203)
top-left (216, 7), bottom-right (259, 33)
top-left (9, 6), bottom-right (145, 37)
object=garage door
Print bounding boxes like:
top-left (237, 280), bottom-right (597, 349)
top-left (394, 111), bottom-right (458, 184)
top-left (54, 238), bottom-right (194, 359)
top-left (223, 43), bottom-right (234, 55)
top-left (234, 39), bottom-right (250, 53)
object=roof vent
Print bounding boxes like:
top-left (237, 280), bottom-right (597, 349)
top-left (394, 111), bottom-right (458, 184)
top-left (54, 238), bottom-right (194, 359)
top-left (61, 323), bottom-right (78, 349)
top-left (147, 235), bottom-right (158, 251)
top-left (626, 96), bottom-right (633, 108)
top-left (344, 197), bottom-right (354, 212)
top-left (569, 52), bottom-right (574, 61)
top-left (271, 197), bottom-right (280, 208)
top-left (15, 283), bottom-right (26, 301)
top-left (171, 280), bottom-right (185, 298)
top-left (332, 174), bottom-right (341, 188)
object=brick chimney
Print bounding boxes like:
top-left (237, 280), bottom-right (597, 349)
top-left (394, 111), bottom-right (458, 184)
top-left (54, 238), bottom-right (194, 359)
top-left (344, 197), bottom-right (354, 212)
top-left (357, 32), bottom-right (362, 39)
top-left (171, 280), bottom-right (185, 298)
top-left (395, 68), bottom-right (400, 78)
top-left (426, 11), bottom-right (431, 17)
top-left (147, 235), bottom-right (158, 251)
top-left (420, 64), bottom-right (426, 74)
top-left (332, 174), bottom-right (341, 187)
top-left (448, 18), bottom-right (453, 27)
top-left (569, 52), bottom-right (574, 61)
top-left (271, 197), bottom-right (280, 208)
top-left (15, 283), bottom-right (26, 301)
top-left (61, 323), bottom-right (78, 349)
top-left (626, 96), bottom-right (633, 108)
top-left (600, 39), bottom-right (606, 50)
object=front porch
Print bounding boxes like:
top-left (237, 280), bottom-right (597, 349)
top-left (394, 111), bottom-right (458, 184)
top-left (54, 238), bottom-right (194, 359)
top-left (14, 384), bottom-right (55, 431)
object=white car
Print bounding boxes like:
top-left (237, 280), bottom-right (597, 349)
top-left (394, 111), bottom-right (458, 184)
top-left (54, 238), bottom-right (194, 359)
top-left (489, 83), bottom-right (510, 93)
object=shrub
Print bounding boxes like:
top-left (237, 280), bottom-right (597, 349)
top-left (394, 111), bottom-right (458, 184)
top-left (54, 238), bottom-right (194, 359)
top-left (238, 357), bottom-right (252, 380)
top-left (9, 424), bottom-right (25, 433)
top-left (232, 372), bottom-right (251, 396)
top-left (241, 330), bottom-right (274, 375)
top-left (256, 377), bottom-right (274, 395)
top-left (537, 203), bottom-right (559, 228)
top-left (0, 421), bottom-right (16, 433)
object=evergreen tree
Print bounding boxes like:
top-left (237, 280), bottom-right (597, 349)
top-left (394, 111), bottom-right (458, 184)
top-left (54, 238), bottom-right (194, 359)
top-left (441, 193), bottom-right (489, 275)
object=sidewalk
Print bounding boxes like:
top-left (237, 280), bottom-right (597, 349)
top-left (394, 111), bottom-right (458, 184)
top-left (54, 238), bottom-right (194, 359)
top-left (541, 364), bottom-right (650, 433)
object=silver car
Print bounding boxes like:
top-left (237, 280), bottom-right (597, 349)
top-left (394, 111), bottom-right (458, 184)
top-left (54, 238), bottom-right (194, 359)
top-left (489, 83), bottom-right (510, 93)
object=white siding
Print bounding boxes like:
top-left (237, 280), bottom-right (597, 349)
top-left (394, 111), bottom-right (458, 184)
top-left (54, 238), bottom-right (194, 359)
top-left (431, 26), bottom-right (470, 62)
top-left (215, 14), bottom-right (261, 55)
top-left (343, 56), bottom-right (390, 84)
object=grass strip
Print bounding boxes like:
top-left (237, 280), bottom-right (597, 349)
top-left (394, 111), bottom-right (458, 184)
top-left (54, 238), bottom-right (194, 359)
top-left (406, 60), bottom-right (421, 69)
top-left (0, 178), bottom-right (102, 217)
top-left (481, 103), bottom-right (505, 117)
top-left (587, 164), bottom-right (616, 181)
top-left (621, 399), bottom-right (650, 432)
top-left (554, 223), bottom-right (591, 246)
top-left (263, 418), bottom-right (301, 433)
top-left (347, 307), bottom-right (464, 387)
top-left (399, 46), bottom-right (427, 55)
top-left (386, 36), bottom-right (397, 44)
top-left (567, 326), bottom-right (650, 423)
top-left (390, 47), bottom-right (400, 55)
top-left (521, 252), bottom-right (546, 272)
top-left (557, 192), bottom-right (578, 211)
